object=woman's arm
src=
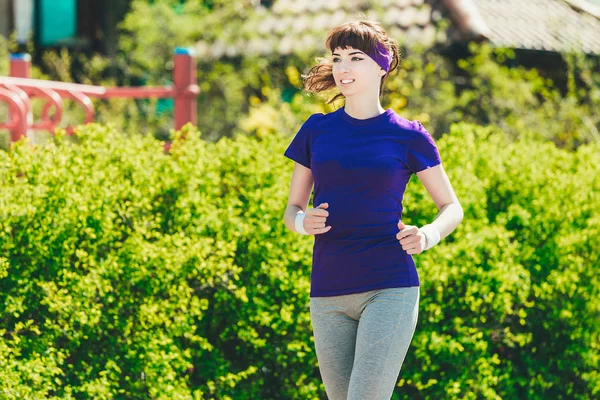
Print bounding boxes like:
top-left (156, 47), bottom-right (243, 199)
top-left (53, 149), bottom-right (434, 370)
top-left (416, 163), bottom-right (464, 240)
top-left (283, 162), bottom-right (314, 233)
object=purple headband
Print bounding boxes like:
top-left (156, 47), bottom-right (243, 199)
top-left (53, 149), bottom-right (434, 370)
top-left (338, 41), bottom-right (391, 72)
top-left (367, 42), bottom-right (392, 73)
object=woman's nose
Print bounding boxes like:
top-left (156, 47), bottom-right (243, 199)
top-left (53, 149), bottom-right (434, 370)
top-left (337, 61), bottom-right (351, 72)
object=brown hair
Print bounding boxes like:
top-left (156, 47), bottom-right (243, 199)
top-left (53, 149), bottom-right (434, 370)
top-left (301, 19), bottom-right (401, 105)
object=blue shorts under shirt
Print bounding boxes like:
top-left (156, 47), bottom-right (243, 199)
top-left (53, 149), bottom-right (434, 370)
top-left (284, 106), bottom-right (442, 297)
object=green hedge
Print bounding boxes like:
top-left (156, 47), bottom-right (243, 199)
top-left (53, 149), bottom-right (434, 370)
top-left (0, 122), bottom-right (598, 399)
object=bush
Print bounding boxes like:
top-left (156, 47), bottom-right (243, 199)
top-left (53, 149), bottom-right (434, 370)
top-left (0, 120), bottom-right (598, 399)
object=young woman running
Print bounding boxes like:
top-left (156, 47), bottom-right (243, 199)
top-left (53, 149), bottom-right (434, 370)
top-left (282, 20), bottom-right (463, 399)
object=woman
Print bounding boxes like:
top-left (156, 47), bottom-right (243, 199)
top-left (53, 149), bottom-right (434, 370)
top-left (282, 20), bottom-right (463, 399)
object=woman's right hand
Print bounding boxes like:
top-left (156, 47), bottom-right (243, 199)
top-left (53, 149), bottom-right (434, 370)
top-left (303, 202), bottom-right (332, 235)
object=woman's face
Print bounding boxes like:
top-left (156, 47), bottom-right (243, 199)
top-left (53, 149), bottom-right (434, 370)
top-left (331, 46), bottom-right (386, 98)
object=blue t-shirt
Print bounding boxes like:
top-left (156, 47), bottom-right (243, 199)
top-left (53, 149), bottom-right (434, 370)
top-left (284, 106), bottom-right (442, 297)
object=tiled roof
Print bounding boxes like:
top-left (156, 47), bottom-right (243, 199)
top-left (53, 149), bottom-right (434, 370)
top-left (196, 0), bottom-right (444, 60)
top-left (195, 0), bottom-right (600, 59)
top-left (470, 0), bottom-right (600, 54)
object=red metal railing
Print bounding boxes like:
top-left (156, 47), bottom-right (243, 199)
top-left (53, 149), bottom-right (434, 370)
top-left (0, 48), bottom-right (199, 152)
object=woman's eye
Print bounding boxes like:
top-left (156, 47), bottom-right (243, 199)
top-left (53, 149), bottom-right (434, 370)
top-left (333, 57), bottom-right (363, 62)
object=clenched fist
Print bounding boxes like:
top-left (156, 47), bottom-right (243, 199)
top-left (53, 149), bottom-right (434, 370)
top-left (396, 220), bottom-right (427, 255)
top-left (300, 202), bottom-right (332, 235)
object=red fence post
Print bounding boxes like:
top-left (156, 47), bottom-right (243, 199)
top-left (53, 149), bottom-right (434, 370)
top-left (173, 47), bottom-right (197, 131)
top-left (10, 54), bottom-right (31, 78)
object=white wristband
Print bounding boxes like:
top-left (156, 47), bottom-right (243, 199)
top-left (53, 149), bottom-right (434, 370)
top-left (295, 212), bottom-right (309, 235)
top-left (420, 224), bottom-right (440, 250)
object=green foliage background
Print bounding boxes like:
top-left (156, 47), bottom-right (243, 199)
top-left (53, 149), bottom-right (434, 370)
top-left (0, 122), bottom-right (598, 399)
top-left (1, 1), bottom-right (599, 398)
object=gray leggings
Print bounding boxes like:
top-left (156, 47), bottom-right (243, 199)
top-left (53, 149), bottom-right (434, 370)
top-left (309, 286), bottom-right (420, 400)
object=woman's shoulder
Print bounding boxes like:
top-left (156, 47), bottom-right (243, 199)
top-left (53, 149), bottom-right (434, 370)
top-left (387, 110), bottom-right (432, 139)
top-left (387, 110), bottom-right (423, 130)
top-left (304, 109), bottom-right (338, 127)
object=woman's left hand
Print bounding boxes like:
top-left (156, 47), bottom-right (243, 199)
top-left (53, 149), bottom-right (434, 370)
top-left (396, 220), bottom-right (427, 255)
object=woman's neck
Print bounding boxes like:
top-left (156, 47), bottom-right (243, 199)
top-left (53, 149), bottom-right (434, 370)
top-left (343, 97), bottom-right (386, 120)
